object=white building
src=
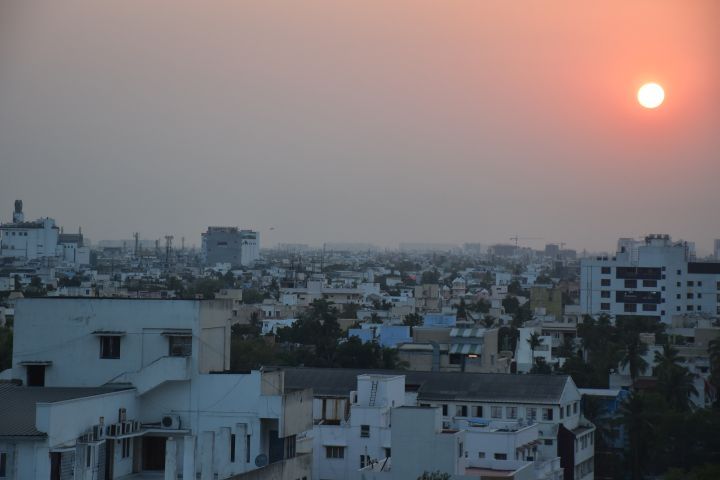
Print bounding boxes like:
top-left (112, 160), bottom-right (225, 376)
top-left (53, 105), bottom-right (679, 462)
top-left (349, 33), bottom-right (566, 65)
top-left (201, 227), bottom-right (260, 267)
top-left (57, 232), bottom-right (91, 266)
top-left (2, 298), bottom-right (313, 479)
top-left (0, 200), bottom-right (59, 261)
top-left (580, 234), bottom-right (720, 324)
top-left (515, 328), bottom-right (554, 373)
top-left (285, 368), bottom-right (594, 480)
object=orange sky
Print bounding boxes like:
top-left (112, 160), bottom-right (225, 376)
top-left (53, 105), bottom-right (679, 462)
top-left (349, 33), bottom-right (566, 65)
top-left (0, 1), bottom-right (718, 251)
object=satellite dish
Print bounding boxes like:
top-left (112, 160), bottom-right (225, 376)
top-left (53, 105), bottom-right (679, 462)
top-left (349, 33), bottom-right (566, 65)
top-left (255, 454), bottom-right (268, 467)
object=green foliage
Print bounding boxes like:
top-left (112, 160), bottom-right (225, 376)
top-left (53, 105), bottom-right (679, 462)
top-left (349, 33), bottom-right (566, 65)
top-left (241, 288), bottom-right (265, 304)
top-left (420, 269), bottom-right (440, 284)
top-left (0, 324), bottom-right (12, 371)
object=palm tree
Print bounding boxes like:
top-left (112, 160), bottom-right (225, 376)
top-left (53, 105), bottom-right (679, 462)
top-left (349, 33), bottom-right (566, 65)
top-left (527, 332), bottom-right (543, 368)
top-left (620, 332), bottom-right (648, 388)
top-left (708, 338), bottom-right (720, 395)
top-left (481, 315), bottom-right (496, 328)
top-left (618, 392), bottom-right (654, 480)
top-left (655, 344), bottom-right (697, 411)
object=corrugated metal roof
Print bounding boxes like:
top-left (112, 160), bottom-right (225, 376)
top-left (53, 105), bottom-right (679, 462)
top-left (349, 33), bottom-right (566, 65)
top-left (0, 384), bottom-right (131, 438)
top-left (282, 367), bottom-right (571, 404)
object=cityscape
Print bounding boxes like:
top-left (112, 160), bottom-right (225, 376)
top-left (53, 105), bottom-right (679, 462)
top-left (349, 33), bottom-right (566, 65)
top-left (1, 2), bottom-right (719, 480)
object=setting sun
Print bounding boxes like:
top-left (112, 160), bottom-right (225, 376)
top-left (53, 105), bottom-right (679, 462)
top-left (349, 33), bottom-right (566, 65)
top-left (637, 83), bottom-right (665, 109)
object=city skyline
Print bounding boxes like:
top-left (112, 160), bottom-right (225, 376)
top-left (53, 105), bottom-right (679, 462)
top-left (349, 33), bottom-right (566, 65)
top-left (1, 1), bottom-right (718, 251)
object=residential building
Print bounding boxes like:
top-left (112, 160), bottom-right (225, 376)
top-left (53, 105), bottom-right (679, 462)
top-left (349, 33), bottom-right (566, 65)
top-left (285, 368), bottom-right (594, 480)
top-left (2, 298), bottom-right (312, 479)
top-left (580, 234), bottom-right (720, 324)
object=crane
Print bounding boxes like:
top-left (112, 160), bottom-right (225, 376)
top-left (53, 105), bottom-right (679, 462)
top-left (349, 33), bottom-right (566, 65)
top-left (509, 236), bottom-right (544, 248)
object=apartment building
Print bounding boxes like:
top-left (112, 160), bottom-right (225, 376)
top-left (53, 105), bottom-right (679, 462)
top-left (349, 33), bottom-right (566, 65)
top-left (580, 234), bottom-right (720, 324)
top-left (0, 200), bottom-right (59, 260)
top-left (2, 298), bottom-right (312, 480)
top-left (201, 226), bottom-right (260, 267)
top-left (284, 368), bottom-right (594, 480)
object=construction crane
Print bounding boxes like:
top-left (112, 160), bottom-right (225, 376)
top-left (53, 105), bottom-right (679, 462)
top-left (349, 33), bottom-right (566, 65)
top-left (509, 236), bottom-right (544, 248)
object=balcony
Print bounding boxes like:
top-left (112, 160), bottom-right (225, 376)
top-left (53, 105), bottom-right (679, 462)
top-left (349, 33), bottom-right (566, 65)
top-left (111, 356), bottom-right (190, 395)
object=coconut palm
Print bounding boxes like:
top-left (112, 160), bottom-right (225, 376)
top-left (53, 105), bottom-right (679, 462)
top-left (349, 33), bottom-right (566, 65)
top-left (655, 344), bottom-right (697, 411)
top-left (527, 332), bottom-right (543, 368)
top-left (620, 332), bottom-right (648, 388)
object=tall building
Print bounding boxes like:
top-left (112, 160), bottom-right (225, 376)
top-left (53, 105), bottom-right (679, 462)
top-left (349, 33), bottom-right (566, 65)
top-left (0, 200), bottom-right (59, 260)
top-left (580, 234), bottom-right (720, 324)
top-left (201, 226), bottom-right (260, 267)
top-left (715, 239), bottom-right (720, 260)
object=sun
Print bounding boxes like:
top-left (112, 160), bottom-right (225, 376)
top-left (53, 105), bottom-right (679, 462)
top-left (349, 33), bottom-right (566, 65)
top-left (637, 83), bottom-right (664, 109)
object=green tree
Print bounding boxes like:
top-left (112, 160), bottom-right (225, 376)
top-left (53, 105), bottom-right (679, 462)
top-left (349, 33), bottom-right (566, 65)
top-left (654, 344), bottom-right (697, 411)
top-left (618, 392), bottom-right (656, 479)
top-left (527, 332), bottom-right (543, 367)
top-left (620, 332), bottom-right (649, 388)
top-left (417, 471), bottom-right (451, 480)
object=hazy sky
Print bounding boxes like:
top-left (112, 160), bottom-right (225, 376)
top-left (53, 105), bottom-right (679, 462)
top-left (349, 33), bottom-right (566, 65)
top-left (1, 1), bottom-right (718, 252)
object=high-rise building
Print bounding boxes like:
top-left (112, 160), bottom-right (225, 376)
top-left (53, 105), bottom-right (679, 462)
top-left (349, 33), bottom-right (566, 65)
top-left (201, 226), bottom-right (260, 267)
top-left (715, 239), bottom-right (720, 260)
top-left (580, 234), bottom-right (720, 324)
top-left (0, 200), bottom-right (59, 260)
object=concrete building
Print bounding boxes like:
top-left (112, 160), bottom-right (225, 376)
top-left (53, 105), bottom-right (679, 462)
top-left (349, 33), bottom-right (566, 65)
top-left (2, 298), bottom-right (312, 479)
top-left (580, 234), bottom-right (720, 324)
top-left (285, 368), bottom-right (594, 480)
top-left (715, 239), bottom-right (720, 260)
top-left (0, 200), bottom-right (59, 260)
top-left (57, 232), bottom-right (91, 266)
top-left (201, 227), bottom-right (260, 267)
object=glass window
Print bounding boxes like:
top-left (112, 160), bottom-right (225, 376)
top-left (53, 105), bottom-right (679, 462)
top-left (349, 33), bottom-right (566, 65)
top-left (100, 336), bottom-right (120, 359)
top-left (494, 453), bottom-right (507, 460)
top-left (506, 407), bottom-right (517, 419)
top-left (456, 405), bottom-right (468, 417)
top-left (360, 425), bottom-right (370, 438)
top-left (0, 452), bottom-right (6, 478)
top-left (527, 407), bottom-right (537, 420)
top-left (473, 406), bottom-right (483, 417)
top-left (168, 336), bottom-right (192, 356)
top-left (491, 406), bottom-right (502, 418)
top-left (326, 446), bottom-right (345, 459)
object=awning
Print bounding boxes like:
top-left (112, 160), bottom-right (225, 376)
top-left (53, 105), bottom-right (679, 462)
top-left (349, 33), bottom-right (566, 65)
top-left (91, 330), bottom-right (126, 336)
top-left (161, 329), bottom-right (192, 336)
top-left (18, 361), bottom-right (52, 366)
top-left (450, 328), bottom-right (485, 338)
top-left (449, 344), bottom-right (482, 355)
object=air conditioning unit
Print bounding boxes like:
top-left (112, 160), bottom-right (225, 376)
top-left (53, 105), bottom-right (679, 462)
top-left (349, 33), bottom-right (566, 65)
top-left (161, 414), bottom-right (181, 430)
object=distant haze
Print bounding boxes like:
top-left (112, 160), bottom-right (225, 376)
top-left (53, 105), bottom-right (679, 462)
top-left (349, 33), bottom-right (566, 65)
top-left (1, 1), bottom-right (718, 252)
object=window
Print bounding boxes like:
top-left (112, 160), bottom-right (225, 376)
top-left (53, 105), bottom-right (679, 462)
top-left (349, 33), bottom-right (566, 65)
top-left (384, 448), bottom-right (391, 458)
top-left (494, 453), bottom-right (507, 460)
top-left (0, 452), bottom-right (6, 478)
top-left (542, 408), bottom-right (553, 421)
top-left (688, 281), bottom-right (694, 287)
top-left (642, 304), bottom-right (657, 312)
top-left (491, 406), bottom-right (502, 419)
top-left (566, 405), bottom-right (571, 416)
top-left (100, 336), bottom-right (120, 359)
top-left (687, 293), bottom-right (694, 299)
top-left (441, 404), bottom-right (448, 416)
top-left (624, 279), bottom-right (637, 288)
top-left (86, 445), bottom-right (92, 467)
top-left (168, 336), bottom-right (192, 356)
top-left (246, 435), bottom-right (251, 463)
top-left (676, 294), bottom-right (681, 299)
top-left (643, 280), bottom-right (657, 288)
top-left (506, 407), bottom-right (517, 419)
top-left (677, 270), bottom-right (682, 275)
top-left (326, 446), bottom-right (345, 459)
top-left (285, 435), bottom-right (296, 459)
top-left (600, 303), bottom-right (610, 311)
top-left (559, 407), bottom-right (564, 419)
top-left (456, 405), bottom-right (468, 417)
top-left (121, 438), bottom-right (131, 459)
top-left (473, 406), bottom-right (483, 417)
top-left (601, 279), bottom-right (611, 287)
top-left (601, 290), bottom-right (610, 298)
top-left (360, 425), bottom-right (370, 438)
top-left (458, 442), bottom-right (463, 458)
top-left (527, 407), bottom-right (537, 420)
top-left (360, 455), bottom-right (370, 468)
top-left (478, 452), bottom-right (486, 459)
top-left (687, 305), bottom-right (694, 311)
top-left (601, 267), bottom-right (611, 274)
top-left (624, 303), bottom-right (637, 313)
top-left (544, 439), bottom-right (553, 446)
top-left (573, 402), bottom-right (578, 414)
top-left (230, 434), bottom-right (236, 462)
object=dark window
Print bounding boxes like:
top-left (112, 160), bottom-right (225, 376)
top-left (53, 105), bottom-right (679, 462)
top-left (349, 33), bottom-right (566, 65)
top-left (456, 405), bottom-right (468, 417)
top-left (122, 438), bottom-right (131, 459)
top-left (325, 446), bottom-right (345, 459)
top-left (687, 293), bottom-right (694, 299)
top-left (230, 434), bottom-right (236, 462)
top-left (601, 279), bottom-right (611, 287)
top-left (442, 404), bottom-right (448, 416)
top-left (688, 281), bottom-right (695, 287)
top-left (246, 435), bottom-right (251, 463)
top-left (687, 305), bottom-right (694, 311)
top-left (0, 452), bottom-right (6, 477)
top-left (677, 282), bottom-right (681, 287)
top-left (544, 439), bottom-right (553, 446)
top-left (600, 303), bottom-right (610, 311)
top-left (494, 453), bottom-right (507, 460)
top-left (473, 406), bottom-right (483, 417)
top-left (643, 280), bottom-right (657, 288)
top-left (385, 448), bottom-right (391, 458)
top-left (642, 304), bottom-right (657, 312)
top-left (624, 279), bottom-right (637, 288)
top-left (601, 267), bottom-right (611, 274)
top-left (86, 445), bottom-right (92, 467)
top-left (624, 304), bottom-right (637, 312)
top-left (698, 281), bottom-right (703, 287)
top-left (360, 425), bottom-right (370, 438)
top-left (676, 294), bottom-right (681, 299)
top-left (601, 291), bottom-right (610, 298)
top-left (168, 336), bottom-right (192, 356)
top-left (100, 336), bottom-right (120, 359)
top-left (616, 267), bottom-right (661, 280)
top-left (616, 290), bottom-right (661, 304)
top-left (26, 365), bottom-right (45, 387)
top-left (449, 354), bottom-right (463, 365)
